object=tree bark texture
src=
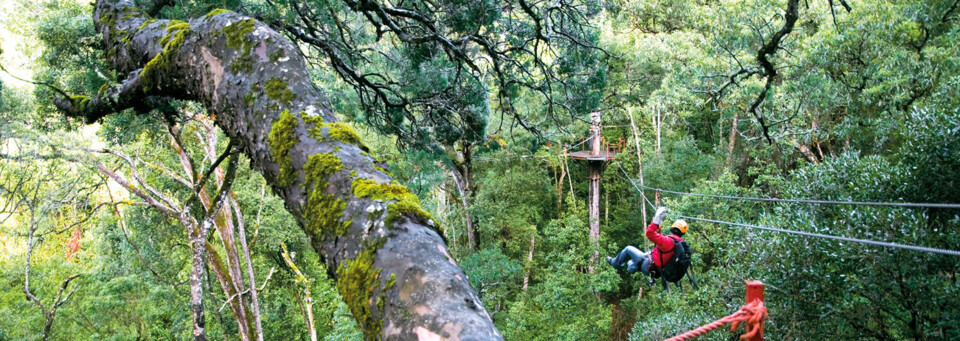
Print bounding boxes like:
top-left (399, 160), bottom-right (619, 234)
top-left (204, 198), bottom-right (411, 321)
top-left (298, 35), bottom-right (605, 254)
top-left (626, 107), bottom-right (646, 225)
top-left (60, 1), bottom-right (500, 339)
top-left (726, 113), bottom-right (738, 166)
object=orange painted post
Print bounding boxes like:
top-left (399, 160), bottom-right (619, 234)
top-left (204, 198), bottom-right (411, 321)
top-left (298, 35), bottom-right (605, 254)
top-left (745, 281), bottom-right (764, 341)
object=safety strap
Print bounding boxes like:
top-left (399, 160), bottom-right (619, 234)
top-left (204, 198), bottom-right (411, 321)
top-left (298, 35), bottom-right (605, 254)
top-left (657, 235), bottom-right (681, 253)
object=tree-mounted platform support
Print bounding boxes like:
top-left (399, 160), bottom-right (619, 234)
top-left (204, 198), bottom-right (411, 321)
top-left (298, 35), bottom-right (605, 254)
top-left (566, 112), bottom-right (623, 272)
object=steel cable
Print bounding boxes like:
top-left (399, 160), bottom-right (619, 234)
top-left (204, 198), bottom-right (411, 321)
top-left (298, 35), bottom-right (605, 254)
top-left (617, 166), bottom-right (960, 257)
top-left (635, 183), bottom-right (960, 209)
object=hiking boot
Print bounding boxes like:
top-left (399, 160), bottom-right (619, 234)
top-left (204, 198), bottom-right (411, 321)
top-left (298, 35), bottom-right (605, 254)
top-left (626, 260), bottom-right (637, 273)
top-left (606, 256), bottom-right (616, 266)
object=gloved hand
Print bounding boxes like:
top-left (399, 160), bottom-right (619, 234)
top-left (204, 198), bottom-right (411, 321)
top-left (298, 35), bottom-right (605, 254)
top-left (652, 206), bottom-right (668, 225)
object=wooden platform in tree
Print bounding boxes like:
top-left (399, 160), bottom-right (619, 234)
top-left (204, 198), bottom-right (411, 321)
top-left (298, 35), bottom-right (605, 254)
top-left (568, 150), bottom-right (618, 161)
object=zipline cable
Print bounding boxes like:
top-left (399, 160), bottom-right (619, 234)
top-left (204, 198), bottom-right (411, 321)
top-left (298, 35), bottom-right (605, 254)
top-left (565, 132), bottom-right (598, 150)
top-left (632, 179), bottom-right (960, 209)
top-left (672, 214), bottom-right (960, 257)
top-left (617, 166), bottom-right (960, 257)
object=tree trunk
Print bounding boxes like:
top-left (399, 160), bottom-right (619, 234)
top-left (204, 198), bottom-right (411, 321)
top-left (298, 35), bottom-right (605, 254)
top-left (281, 242), bottom-right (317, 341)
top-left (522, 233), bottom-right (535, 291)
top-left (555, 160), bottom-right (565, 217)
top-left (447, 145), bottom-right (477, 252)
top-left (57, 2), bottom-right (500, 339)
top-left (627, 107), bottom-right (646, 225)
top-left (726, 113), bottom-right (738, 166)
top-left (188, 215), bottom-right (210, 341)
top-left (173, 128), bottom-right (255, 341)
top-left (232, 200), bottom-right (264, 341)
top-left (447, 142), bottom-right (477, 252)
top-left (790, 138), bottom-right (820, 164)
top-left (653, 104), bottom-right (662, 155)
top-left (205, 242), bottom-right (251, 340)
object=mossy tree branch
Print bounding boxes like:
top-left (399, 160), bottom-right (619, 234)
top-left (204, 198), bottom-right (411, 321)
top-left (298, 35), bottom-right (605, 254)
top-left (54, 0), bottom-right (501, 339)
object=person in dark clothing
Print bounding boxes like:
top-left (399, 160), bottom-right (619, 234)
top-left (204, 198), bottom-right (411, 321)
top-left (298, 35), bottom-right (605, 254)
top-left (607, 207), bottom-right (689, 276)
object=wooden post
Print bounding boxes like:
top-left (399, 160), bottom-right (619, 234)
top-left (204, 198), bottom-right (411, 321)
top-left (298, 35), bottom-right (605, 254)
top-left (588, 162), bottom-right (601, 273)
top-left (745, 281), bottom-right (764, 341)
top-left (587, 112), bottom-right (603, 273)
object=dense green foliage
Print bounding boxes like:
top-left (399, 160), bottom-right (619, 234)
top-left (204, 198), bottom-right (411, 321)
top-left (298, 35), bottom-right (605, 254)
top-left (2, 0), bottom-right (960, 339)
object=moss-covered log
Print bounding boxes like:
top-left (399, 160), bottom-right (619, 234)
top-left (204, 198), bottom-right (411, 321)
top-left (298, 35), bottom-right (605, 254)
top-left (55, 1), bottom-right (502, 339)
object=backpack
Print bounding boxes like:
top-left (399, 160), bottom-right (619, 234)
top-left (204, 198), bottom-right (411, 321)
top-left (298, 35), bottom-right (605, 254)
top-left (658, 236), bottom-right (692, 283)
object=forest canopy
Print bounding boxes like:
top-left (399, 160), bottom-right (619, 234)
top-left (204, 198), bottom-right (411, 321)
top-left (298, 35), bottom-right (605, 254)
top-left (0, 0), bottom-right (958, 340)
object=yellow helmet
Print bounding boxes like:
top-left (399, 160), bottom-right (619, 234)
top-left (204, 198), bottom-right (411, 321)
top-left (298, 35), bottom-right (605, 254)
top-left (671, 219), bottom-right (689, 234)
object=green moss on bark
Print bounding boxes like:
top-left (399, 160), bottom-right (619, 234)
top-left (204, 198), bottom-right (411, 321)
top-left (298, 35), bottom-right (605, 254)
top-left (205, 8), bottom-right (232, 19)
top-left (137, 19), bottom-right (158, 31)
top-left (327, 123), bottom-right (362, 145)
top-left (97, 83), bottom-right (110, 97)
top-left (351, 178), bottom-right (440, 234)
top-left (305, 153), bottom-right (343, 182)
top-left (301, 114), bottom-right (370, 151)
top-left (267, 110), bottom-right (300, 187)
top-left (221, 19), bottom-right (257, 75)
top-left (230, 53), bottom-right (254, 74)
top-left (70, 95), bottom-right (90, 112)
top-left (265, 78), bottom-right (296, 105)
top-left (336, 241), bottom-right (391, 340)
top-left (140, 20), bottom-right (191, 92)
top-left (269, 49), bottom-right (285, 62)
top-left (304, 195), bottom-right (348, 239)
top-left (243, 92), bottom-right (256, 107)
top-left (372, 165), bottom-right (392, 177)
top-left (223, 18), bottom-right (256, 49)
top-left (303, 153), bottom-right (350, 239)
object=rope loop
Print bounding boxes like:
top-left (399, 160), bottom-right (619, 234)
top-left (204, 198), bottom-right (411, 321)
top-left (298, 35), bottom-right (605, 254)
top-left (664, 300), bottom-right (767, 341)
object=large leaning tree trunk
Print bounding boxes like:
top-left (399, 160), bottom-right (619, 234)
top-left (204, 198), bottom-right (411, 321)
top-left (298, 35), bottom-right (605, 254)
top-left (54, 1), bottom-right (501, 339)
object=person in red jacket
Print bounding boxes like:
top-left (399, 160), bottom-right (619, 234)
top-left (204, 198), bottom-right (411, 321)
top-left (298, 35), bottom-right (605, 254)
top-left (607, 207), bottom-right (689, 276)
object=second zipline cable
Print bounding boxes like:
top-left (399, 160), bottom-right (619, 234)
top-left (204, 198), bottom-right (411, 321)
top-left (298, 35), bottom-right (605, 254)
top-left (617, 165), bottom-right (960, 257)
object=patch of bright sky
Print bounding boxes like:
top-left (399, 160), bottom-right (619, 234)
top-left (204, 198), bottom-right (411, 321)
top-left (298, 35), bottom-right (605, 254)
top-left (0, 0), bottom-right (39, 88)
top-left (0, 0), bottom-right (110, 258)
